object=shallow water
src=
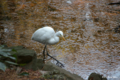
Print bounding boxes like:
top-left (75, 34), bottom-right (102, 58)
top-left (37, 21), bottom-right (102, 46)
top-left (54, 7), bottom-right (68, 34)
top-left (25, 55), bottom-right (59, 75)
top-left (0, 0), bottom-right (120, 80)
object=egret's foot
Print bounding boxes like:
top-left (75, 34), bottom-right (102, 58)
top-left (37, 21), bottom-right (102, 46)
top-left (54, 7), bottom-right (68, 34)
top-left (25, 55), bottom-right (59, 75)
top-left (56, 61), bottom-right (64, 68)
top-left (47, 53), bottom-right (64, 67)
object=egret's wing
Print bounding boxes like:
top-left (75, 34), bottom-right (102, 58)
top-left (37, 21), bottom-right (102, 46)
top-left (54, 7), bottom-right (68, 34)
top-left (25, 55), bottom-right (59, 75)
top-left (32, 27), bottom-right (55, 44)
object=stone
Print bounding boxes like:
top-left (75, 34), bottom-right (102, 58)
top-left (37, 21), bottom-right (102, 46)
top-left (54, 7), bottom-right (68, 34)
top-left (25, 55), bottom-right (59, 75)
top-left (42, 62), bottom-right (84, 80)
top-left (8, 46), bottom-right (36, 64)
top-left (88, 72), bottom-right (107, 80)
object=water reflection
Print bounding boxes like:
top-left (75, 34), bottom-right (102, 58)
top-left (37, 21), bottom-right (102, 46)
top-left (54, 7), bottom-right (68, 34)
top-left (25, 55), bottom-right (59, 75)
top-left (0, 0), bottom-right (120, 80)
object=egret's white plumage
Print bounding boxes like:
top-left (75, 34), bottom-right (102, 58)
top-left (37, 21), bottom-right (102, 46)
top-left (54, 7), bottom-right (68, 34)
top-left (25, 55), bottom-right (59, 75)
top-left (31, 26), bottom-right (65, 45)
top-left (31, 26), bottom-right (65, 67)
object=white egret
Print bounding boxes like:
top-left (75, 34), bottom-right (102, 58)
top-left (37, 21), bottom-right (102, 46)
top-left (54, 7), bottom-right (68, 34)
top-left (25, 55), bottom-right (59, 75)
top-left (31, 26), bottom-right (65, 67)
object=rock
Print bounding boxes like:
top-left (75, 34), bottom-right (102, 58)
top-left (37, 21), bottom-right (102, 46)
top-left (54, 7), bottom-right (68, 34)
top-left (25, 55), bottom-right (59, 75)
top-left (6, 46), bottom-right (38, 70)
top-left (39, 70), bottom-right (50, 76)
top-left (23, 58), bottom-right (84, 80)
top-left (8, 46), bottom-right (36, 64)
top-left (114, 25), bottom-right (120, 33)
top-left (23, 58), bottom-right (44, 70)
top-left (88, 72), bottom-right (107, 80)
top-left (16, 49), bottom-right (35, 64)
top-left (108, 2), bottom-right (120, 5)
top-left (42, 62), bottom-right (84, 80)
top-left (8, 46), bottom-right (24, 50)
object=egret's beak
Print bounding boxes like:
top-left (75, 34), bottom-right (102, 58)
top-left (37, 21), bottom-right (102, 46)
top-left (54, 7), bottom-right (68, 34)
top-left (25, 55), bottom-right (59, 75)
top-left (62, 36), bottom-right (65, 41)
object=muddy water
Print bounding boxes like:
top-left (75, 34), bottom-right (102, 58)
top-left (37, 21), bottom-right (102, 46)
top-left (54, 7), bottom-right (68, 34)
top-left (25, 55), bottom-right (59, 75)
top-left (0, 0), bottom-right (120, 80)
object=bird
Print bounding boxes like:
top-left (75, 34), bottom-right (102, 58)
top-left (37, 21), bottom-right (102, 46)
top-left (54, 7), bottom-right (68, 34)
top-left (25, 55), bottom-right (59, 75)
top-left (31, 26), bottom-right (65, 67)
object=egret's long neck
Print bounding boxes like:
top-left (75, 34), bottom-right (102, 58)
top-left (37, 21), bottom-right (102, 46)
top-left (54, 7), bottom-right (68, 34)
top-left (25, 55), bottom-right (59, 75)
top-left (54, 31), bottom-right (60, 42)
top-left (55, 31), bottom-right (60, 37)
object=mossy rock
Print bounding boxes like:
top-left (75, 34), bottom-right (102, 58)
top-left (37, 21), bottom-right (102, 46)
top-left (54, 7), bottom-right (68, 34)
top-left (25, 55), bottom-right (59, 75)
top-left (7, 46), bottom-right (36, 64)
top-left (88, 72), bottom-right (107, 80)
top-left (42, 62), bottom-right (84, 80)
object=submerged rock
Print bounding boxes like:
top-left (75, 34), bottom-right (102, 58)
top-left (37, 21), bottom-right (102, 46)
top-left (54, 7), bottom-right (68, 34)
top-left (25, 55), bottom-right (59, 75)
top-left (88, 72), bottom-right (107, 80)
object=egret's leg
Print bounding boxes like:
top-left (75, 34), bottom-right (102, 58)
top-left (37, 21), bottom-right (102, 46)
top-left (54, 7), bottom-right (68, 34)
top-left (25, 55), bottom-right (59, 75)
top-left (42, 45), bottom-right (46, 63)
top-left (46, 46), bottom-right (64, 67)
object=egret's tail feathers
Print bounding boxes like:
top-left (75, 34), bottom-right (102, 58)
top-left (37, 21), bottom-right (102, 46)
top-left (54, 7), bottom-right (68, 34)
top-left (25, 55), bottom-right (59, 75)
top-left (31, 36), bottom-right (34, 40)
